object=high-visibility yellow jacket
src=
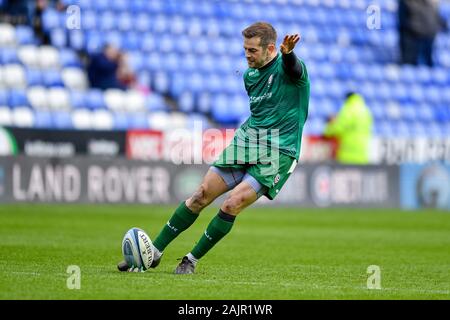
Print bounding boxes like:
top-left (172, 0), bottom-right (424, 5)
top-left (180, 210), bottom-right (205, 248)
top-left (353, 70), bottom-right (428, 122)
top-left (324, 94), bottom-right (373, 164)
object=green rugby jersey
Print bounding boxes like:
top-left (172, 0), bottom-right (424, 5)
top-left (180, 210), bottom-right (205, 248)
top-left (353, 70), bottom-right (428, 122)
top-left (235, 52), bottom-right (310, 160)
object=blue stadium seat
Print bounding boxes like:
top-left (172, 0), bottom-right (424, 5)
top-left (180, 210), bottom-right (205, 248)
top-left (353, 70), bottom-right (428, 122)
top-left (50, 28), bottom-right (67, 48)
top-left (104, 31), bottom-right (122, 49)
top-left (53, 111), bottom-right (74, 129)
top-left (375, 121), bottom-right (395, 137)
top-left (15, 25), bottom-right (34, 45)
top-left (169, 72), bottom-right (186, 98)
top-left (70, 91), bottom-right (86, 109)
top-left (42, 9), bottom-right (62, 31)
top-left (86, 89), bottom-right (105, 110)
top-left (434, 106), bottom-right (450, 123)
top-left (211, 94), bottom-right (235, 125)
top-left (127, 112), bottom-right (148, 129)
top-left (1, 47), bottom-right (19, 64)
top-left (196, 92), bottom-right (211, 114)
top-left (117, 12), bottom-right (133, 32)
top-left (68, 30), bottom-right (84, 51)
top-left (112, 112), bottom-right (129, 130)
top-left (8, 90), bottom-right (28, 107)
top-left (146, 93), bottom-right (168, 112)
top-left (59, 49), bottom-right (80, 68)
top-left (34, 111), bottom-right (53, 128)
top-left (140, 33), bottom-right (156, 52)
top-left (92, 0), bottom-right (111, 12)
top-left (81, 10), bottom-right (97, 30)
top-left (153, 71), bottom-right (170, 94)
top-left (186, 72), bottom-right (205, 95)
top-left (99, 11), bottom-right (117, 31)
top-left (178, 91), bottom-right (195, 113)
top-left (415, 104), bottom-right (434, 122)
top-left (127, 51), bottom-right (144, 73)
top-left (186, 113), bottom-right (211, 130)
top-left (85, 31), bottom-right (104, 54)
top-left (0, 90), bottom-right (8, 106)
top-left (42, 70), bottom-right (64, 87)
top-left (26, 69), bottom-right (42, 86)
top-left (401, 105), bottom-right (417, 122)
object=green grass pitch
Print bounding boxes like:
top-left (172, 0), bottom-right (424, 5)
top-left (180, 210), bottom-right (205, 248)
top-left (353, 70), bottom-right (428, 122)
top-left (0, 204), bottom-right (449, 300)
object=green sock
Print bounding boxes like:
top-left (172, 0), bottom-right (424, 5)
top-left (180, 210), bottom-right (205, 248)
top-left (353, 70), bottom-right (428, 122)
top-left (191, 210), bottom-right (235, 260)
top-left (153, 202), bottom-right (199, 252)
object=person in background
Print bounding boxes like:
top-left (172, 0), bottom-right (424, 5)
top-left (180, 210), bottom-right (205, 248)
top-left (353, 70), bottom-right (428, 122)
top-left (398, 0), bottom-right (448, 67)
top-left (323, 92), bottom-right (373, 164)
top-left (87, 44), bottom-right (128, 90)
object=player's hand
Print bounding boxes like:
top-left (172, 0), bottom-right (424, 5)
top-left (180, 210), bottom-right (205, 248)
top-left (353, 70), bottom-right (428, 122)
top-left (280, 34), bottom-right (300, 54)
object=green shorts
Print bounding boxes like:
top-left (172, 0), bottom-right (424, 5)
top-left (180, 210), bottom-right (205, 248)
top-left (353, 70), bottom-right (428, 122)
top-left (213, 145), bottom-right (298, 200)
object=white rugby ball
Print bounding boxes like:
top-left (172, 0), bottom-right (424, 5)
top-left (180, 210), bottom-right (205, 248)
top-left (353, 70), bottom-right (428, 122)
top-left (122, 227), bottom-right (154, 271)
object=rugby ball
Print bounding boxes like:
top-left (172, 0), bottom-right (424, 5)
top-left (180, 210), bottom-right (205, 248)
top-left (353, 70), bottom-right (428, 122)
top-left (122, 227), bottom-right (154, 271)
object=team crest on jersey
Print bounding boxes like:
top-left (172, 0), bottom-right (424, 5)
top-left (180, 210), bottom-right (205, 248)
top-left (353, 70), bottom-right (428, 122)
top-left (274, 173), bottom-right (280, 184)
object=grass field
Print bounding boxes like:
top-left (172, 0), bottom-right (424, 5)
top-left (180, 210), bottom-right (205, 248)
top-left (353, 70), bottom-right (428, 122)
top-left (0, 204), bottom-right (449, 300)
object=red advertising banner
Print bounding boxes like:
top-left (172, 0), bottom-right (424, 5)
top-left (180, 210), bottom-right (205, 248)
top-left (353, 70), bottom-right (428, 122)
top-left (300, 135), bottom-right (338, 162)
top-left (126, 129), bottom-right (235, 163)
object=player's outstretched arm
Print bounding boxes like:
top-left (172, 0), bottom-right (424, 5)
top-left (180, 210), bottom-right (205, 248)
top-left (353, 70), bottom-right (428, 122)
top-left (280, 34), bottom-right (303, 79)
top-left (280, 34), bottom-right (300, 54)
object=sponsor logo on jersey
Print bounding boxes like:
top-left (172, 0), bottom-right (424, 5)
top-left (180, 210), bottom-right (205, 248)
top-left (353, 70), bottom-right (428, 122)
top-left (268, 74), bottom-right (273, 88)
top-left (248, 70), bottom-right (259, 77)
top-left (249, 92), bottom-right (273, 104)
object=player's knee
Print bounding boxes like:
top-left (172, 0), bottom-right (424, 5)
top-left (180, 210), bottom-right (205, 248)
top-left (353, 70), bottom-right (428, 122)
top-left (222, 194), bottom-right (246, 215)
top-left (189, 184), bottom-right (210, 211)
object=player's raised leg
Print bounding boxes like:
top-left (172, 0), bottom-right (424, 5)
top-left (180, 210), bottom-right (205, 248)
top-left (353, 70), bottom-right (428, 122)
top-left (152, 169), bottom-right (231, 262)
top-left (175, 176), bottom-right (265, 274)
top-left (118, 168), bottom-right (229, 272)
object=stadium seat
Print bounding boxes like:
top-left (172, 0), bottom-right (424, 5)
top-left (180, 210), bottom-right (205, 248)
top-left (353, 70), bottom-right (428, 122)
top-left (112, 112), bottom-right (129, 130)
top-left (59, 49), bottom-right (81, 68)
top-left (124, 90), bottom-right (146, 113)
top-left (153, 71), bottom-right (170, 94)
top-left (85, 89), bottom-right (105, 110)
top-left (3, 64), bottom-right (26, 89)
top-left (33, 111), bottom-right (53, 128)
top-left (8, 89), bottom-right (29, 108)
top-left (0, 47), bottom-right (19, 64)
top-left (91, 109), bottom-right (114, 130)
top-left (0, 24), bottom-right (16, 46)
top-left (18, 45), bottom-right (40, 67)
top-left (15, 25), bottom-right (35, 45)
top-left (50, 28), bottom-right (67, 48)
top-left (0, 107), bottom-right (13, 126)
top-left (42, 69), bottom-right (64, 87)
top-left (48, 88), bottom-right (70, 110)
top-left (127, 112), bottom-right (148, 129)
top-left (70, 90), bottom-right (86, 109)
top-left (62, 68), bottom-right (88, 90)
top-left (178, 91), bottom-right (195, 113)
top-left (72, 109), bottom-right (93, 129)
top-left (42, 9), bottom-right (62, 31)
top-left (27, 86), bottom-right (48, 110)
top-left (81, 10), bottom-right (97, 30)
top-left (26, 68), bottom-right (43, 86)
top-left (0, 90), bottom-right (8, 106)
top-left (12, 107), bottom-right (34, 127)
top-left (104, 89), bottom-right (126, 112)
top-left (148, 111), bottom-right (170, 130)
top-left (53, 111), bottom-right (74, 129)
top-left (145, 93), bottom-right (167, 112)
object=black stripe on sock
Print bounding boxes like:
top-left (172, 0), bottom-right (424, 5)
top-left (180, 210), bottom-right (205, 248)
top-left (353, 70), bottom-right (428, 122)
top-left (218, 210), bottom-right (236, 222)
